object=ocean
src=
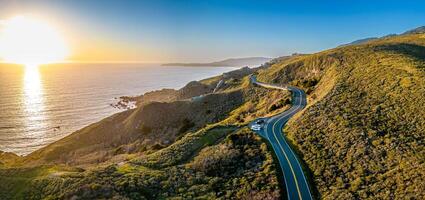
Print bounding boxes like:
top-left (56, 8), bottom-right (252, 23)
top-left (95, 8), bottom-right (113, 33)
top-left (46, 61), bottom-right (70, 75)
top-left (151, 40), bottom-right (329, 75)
top-left (0, 63), bottom-right (237, 155)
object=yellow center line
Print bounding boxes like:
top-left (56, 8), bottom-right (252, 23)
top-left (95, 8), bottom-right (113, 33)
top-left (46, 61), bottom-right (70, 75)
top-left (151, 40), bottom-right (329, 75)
top-left (287, 89), bottom-right (313, 200)
top-left (271, 91), bottom-right (303, 200)
top-left (253, 78), bottom-right (310, 199)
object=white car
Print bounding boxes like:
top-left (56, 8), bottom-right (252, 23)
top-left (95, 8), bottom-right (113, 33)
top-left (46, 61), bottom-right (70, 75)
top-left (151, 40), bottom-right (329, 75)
top-left (251, 124), bottom-right (262, 131)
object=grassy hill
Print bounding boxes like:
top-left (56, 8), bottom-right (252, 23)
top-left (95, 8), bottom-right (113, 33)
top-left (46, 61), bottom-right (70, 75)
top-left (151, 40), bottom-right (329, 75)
top-left (0, 66), bottom-right (290, 199)
top-left (258, 33), bottom-right (425, 199)
top-left (1, 31), bottom-right (425, 199)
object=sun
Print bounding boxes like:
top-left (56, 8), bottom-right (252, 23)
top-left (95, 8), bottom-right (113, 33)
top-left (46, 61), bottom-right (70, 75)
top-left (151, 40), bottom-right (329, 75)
top-left (0, 15), bottom-right (69, 67)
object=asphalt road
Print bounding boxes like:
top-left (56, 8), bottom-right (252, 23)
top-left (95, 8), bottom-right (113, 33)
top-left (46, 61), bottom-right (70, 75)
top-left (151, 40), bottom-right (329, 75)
top-left (249, 75), bottom-right (313, 200)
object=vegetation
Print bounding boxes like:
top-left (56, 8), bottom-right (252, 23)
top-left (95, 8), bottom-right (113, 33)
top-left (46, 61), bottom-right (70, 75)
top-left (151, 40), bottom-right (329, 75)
top-left (258, 33), bottom-right (425, 199)
top-left (0, 59), bottom-right (285, 199)
top-left (0, 128), bottom-right (280, 199)
top-left (133, 125), bottom-right (238, 168)
top-left (2, 29), bottom-right (425, 199)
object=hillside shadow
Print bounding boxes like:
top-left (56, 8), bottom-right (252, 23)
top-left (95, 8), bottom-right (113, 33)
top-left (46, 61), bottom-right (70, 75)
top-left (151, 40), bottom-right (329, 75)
top-left (373, 43), bottom-right (425, 69)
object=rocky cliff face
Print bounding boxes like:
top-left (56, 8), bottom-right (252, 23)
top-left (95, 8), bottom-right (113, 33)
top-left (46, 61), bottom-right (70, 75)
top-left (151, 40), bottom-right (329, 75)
top-left (0, 151), bottom-right (20, 166)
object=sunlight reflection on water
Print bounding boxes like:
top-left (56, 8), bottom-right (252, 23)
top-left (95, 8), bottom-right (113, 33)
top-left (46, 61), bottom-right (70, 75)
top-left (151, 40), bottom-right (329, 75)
top-left (23, 65), bottom-right (47, 143)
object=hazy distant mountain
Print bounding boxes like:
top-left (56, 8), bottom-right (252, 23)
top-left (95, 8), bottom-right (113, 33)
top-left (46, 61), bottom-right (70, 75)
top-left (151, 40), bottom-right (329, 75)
top-left (339, 37), bottom-right (379, 47)
top-left (402, 26), bottom-right (425, 34)
top-left (162, 57), bottom-right (272, 67)
top-left (340, 26), bottom-right (425, 47)
top-left (339, 35), bottom-right (396, 47)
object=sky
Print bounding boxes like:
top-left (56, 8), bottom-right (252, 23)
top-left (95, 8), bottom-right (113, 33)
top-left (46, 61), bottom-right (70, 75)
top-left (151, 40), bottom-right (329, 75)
top-left (0, 0), bottom-right (424, 63)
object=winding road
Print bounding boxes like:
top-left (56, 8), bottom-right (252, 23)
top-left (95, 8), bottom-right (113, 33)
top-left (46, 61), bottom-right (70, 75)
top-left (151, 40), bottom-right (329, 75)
top-left (249, 75), bottom-right (313, 200)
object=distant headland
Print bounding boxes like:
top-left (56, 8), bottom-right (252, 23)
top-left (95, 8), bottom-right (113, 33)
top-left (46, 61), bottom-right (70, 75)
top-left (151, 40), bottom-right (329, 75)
top-left (162, 57), bottom-right (272, 67)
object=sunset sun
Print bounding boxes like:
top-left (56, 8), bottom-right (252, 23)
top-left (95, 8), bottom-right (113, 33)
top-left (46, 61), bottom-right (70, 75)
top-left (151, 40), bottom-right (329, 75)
top-left (0, 15), bottom-right (68, 67)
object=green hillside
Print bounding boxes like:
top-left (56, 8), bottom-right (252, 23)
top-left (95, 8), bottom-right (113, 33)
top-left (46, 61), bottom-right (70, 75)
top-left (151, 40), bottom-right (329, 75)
top-left (1, 32), bottom-right (425, 199)
top-left (0, 67), bottom-right (289, 199)
top-left (258, 33), bottom-right (425, 199)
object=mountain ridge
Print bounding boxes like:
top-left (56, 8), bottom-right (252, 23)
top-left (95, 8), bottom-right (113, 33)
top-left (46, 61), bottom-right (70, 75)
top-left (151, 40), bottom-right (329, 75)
top-left (162, 56), bottom-right (272, 67)
top-left (339, 25), bottom-right (424, 47)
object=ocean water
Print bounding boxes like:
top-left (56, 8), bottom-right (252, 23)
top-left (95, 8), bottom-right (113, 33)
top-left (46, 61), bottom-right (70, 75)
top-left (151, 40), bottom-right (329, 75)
top-left (0, 63), bottom-right (237, 155)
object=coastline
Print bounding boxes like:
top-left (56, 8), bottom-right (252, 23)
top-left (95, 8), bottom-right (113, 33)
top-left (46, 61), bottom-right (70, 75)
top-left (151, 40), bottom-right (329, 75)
top-left (0, 64), bottom-right (239, 156)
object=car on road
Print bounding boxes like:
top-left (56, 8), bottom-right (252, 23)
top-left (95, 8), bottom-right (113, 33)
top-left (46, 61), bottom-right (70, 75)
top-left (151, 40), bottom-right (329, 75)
top-left (251, 124), bottom-right (262, 131)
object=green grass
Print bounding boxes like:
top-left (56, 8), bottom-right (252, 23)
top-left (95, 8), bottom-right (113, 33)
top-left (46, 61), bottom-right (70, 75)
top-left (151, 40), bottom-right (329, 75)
top-left (259, 33), bottom-right (425, 199)
top-left (0, 127), bottom-right (281, 199)
top-left (132, 125), bottom-right (238, 168)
